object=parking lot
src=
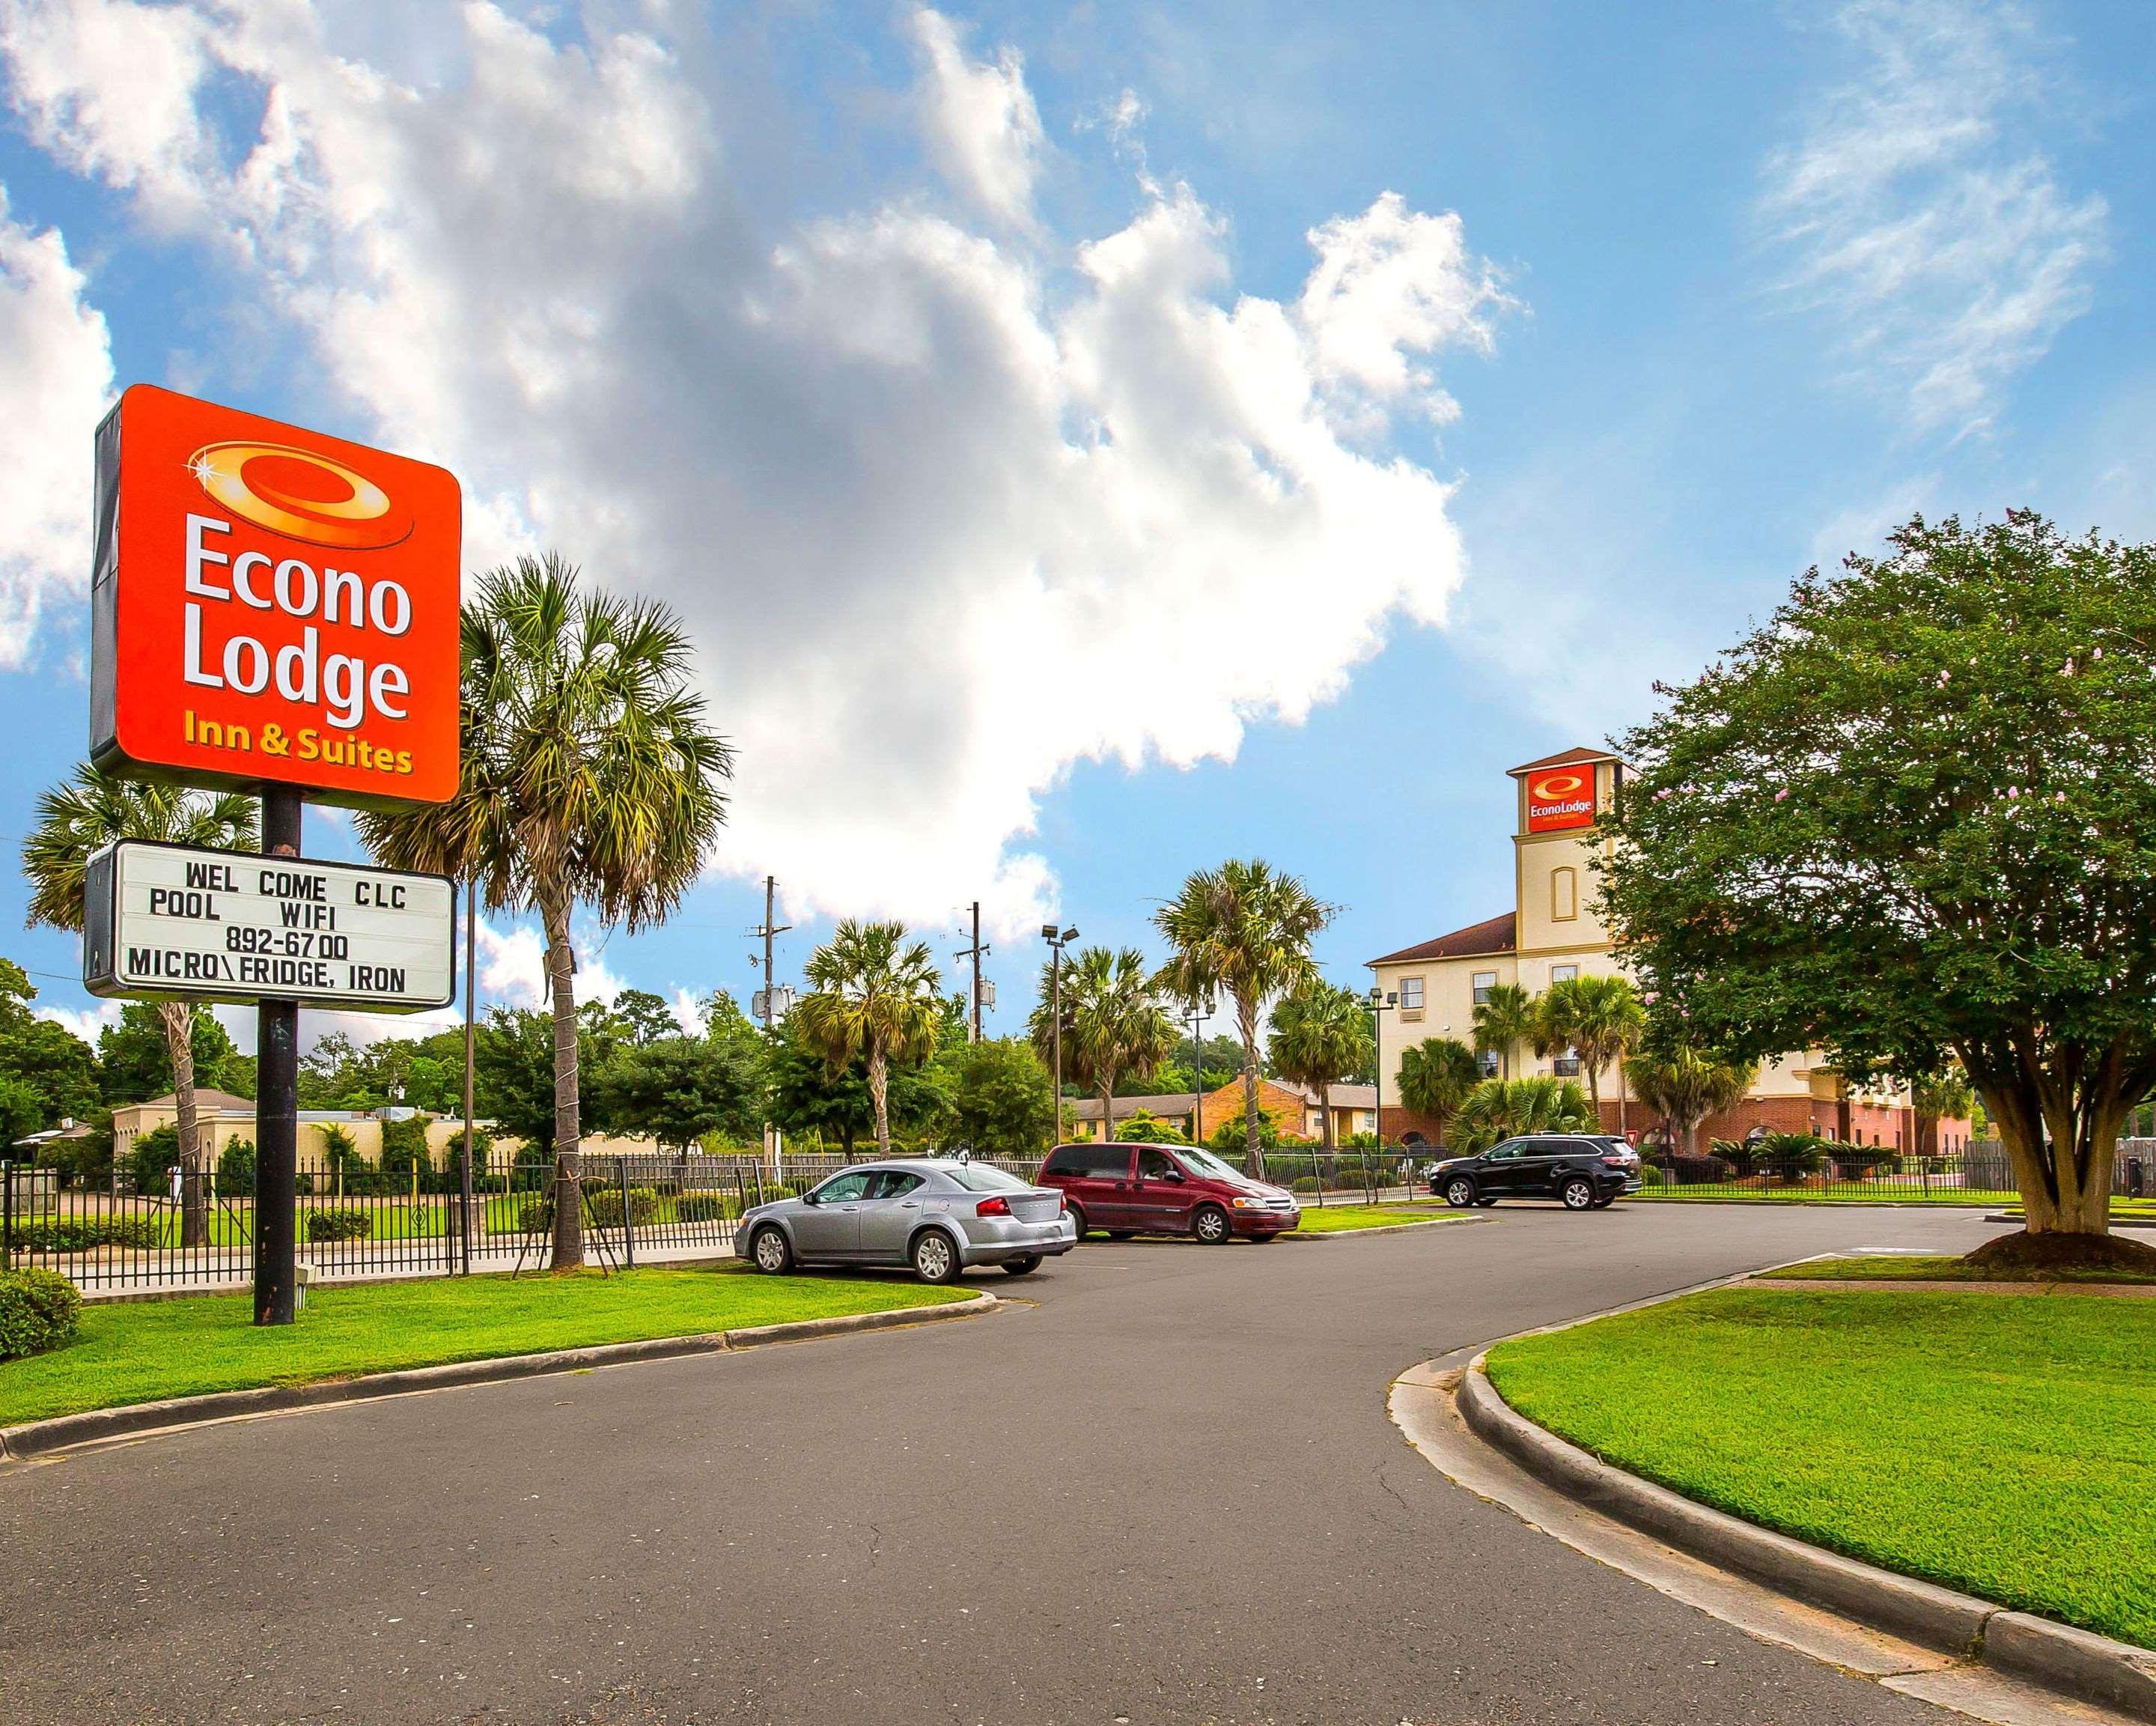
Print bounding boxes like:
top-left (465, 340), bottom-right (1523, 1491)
top-left (1, 1202), bottom-right (2006, 1725)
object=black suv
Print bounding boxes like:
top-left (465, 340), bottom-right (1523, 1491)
top-left (1428, 1134), bottom-right (1642, 1211)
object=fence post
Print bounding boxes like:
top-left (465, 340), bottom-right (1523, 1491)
top-left (2, 1158), bottom-right (13, 1272)
top-left (618, 1158), bottom-right (636, 1269)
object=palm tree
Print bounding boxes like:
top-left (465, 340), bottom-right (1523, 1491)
top-left (1627, 1045), bottom-right (1757, 1158)
top-left (359, 555), bottom-right (732, 1268)
top-left (1154, 860), bottom-right (1334, 1178)
top-left (1266, 980), bottom-right (1374, 1155)
top-left (1472, 982), bottom-right (1536, 1080)
top-left (794, 920), bottom-right (944, 1156)
top-left (1536, 974), bottom-right (1645, 1129)
top-left (1029, 946), bottom-right (1178, 1150)
top-left (22, 766), bottom-right (257, 1245)
top-left (1449, 1075), bottom-right (1598, 1154)
top-left (1395, 1036), bottom-right (1482, 1154)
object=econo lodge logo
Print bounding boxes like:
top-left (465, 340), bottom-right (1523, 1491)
top-left (91, 385), bottom-right (462, 808)
top-left (1526, 769), bottom-right (1596, 833)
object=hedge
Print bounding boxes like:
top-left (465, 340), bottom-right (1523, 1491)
top-left (12, 1215), bottom-right (162, 1253)
top-left (304, 1208), bottom-right (374, 1243)
top-left (0, 1266), bottom-right (82, 1360)
top-left (676, 1190), bottom-right (734, 1223)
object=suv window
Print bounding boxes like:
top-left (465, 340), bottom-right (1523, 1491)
top-left (1484, 1140), bottom-right (1524, 1161)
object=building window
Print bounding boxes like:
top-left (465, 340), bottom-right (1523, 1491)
top-left (1400, 976), bottom-right (1424, 1019)
top-left (1553, 1047), bottom-right (1581, 1078)
top-left (1479, 1048), bottom-right (1500, 1078)
top-left (1550, 964), bottom-right (1578, 985)
top-left (1552, 866), bottom-right (1578, 922)
top-left (1472, 971), bottom-right (1497, 1006)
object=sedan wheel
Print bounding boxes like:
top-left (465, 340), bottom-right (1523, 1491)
top-left (912, 1229), bottom-right (962, 1284)
top-left (1001, 1255), bottom-right (1041, 1277)
top-left (1193, 1205), bottom-right (1231, 1245)
top-left (751, 1225), bottom-right (793, 1274)
top-left (1560, 1177), bottom-right (1598, 1211)
top-left (1443, 1176), bottom-right (1477, 1209)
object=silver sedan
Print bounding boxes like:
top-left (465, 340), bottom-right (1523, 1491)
top-left (734, 1158), bottom-right (1077, 1283)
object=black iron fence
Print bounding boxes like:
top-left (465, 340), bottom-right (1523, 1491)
top-left (1631, 1140), bottom-right (2156, 1203)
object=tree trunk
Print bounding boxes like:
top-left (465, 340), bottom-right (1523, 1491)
top-left (157, 1001), bottom-right (208, 1248)
top-left (1584, 1064), bottom-right (1603, 1132)
top-left (1099, 1081), bottom-right (1115, 1150)
top-left (868, 1046), bottom-right (891, 1155)
top-left (1237, 999), bottom-right (1264, 1181)
top-left (543, 893), bottom-right (584, 1270)
top-left (1983, 1075), bottom-right (2120, 1237)
top-left (1617, 1060), bottom-right (1628, 1136)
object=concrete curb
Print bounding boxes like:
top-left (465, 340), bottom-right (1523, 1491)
top-left (1276, 1214), bottom-right (1485, 1242)
top-left (1458, 1358), bottom-right (2156, 1722)
top-left (0, 1290), bottom-right (998, 1464)
top-left (1744, 1274), bottom-right (2156, 1298)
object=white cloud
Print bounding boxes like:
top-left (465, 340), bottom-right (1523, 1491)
top-left (908, 7), bottom-right (1045, 228)
top-left (1, 1), bottom-right (1510, 938)
top-left (35, 997), bottom-right (121, 1042)
top-left (0, 186), bottom-right (114, 666)
top-left (1760, 0), bottom-right (2106, 435)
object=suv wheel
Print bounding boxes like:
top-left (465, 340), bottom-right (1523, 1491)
top-left (1443, 1176), bottom-right (1476, 1208)
top-left (1559, 1177), bottom-right (1597, 1211)
top-left (1192, 1204), bottom-right (1231, 1245)
top-left (911, 1229), bottom-right (962, 1283)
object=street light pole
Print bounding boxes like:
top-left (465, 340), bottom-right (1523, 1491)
top-left (1042, 923), bottom-right (1078, 1143)
top-left (1185, 997), bottom-right (1211, 1147)
top-left (1367, 984), bottom-right (1397, 1199)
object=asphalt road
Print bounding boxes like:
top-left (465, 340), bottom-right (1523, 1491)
top-left (1, 1202), bottom-right (2009, 1726)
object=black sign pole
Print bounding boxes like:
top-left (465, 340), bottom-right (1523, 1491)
top-left (253, 787), bottom-right (304, 1325)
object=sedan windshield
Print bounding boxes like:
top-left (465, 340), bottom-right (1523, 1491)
top-left (940, 1163), bottom-right (1031, 1192)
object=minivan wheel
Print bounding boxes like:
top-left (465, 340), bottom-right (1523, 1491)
top-left (1001, 1255), bottom-right (1041, 1276)
top-left (1560, 1178), bottom-right (1597, 1211)
top-left (1193, 1205), bottom-right (1231, 1245)
top-left (911, 1229), bottom-right (962, 1284)
top-left (1443, 1176), bottom-right (1476, 1209)
top-left (1067, 1206), bottom-right (1088, 1240)
top-left (751, 1225), bottom-right (793, 1274)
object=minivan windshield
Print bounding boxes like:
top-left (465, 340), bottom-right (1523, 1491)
top-left (1173, 1146), bottom-right (1243, 1182)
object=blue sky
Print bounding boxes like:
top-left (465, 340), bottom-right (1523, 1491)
top-left (0, 0), bottom-right (2149, 1051)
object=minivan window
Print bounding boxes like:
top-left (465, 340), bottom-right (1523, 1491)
top-left (1086, 1147), bottom-right (1134, 1179)
top-left (1135, 1147), bottom-right (1178, 1179)
top-left (1041, 1145), bottom-right (1087, 1176)
top-left (1175, 1146), bottom-right (1242, 1182)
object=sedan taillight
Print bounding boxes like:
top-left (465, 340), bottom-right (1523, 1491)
top-left (975, 1196), bottom-right (1011, 1218)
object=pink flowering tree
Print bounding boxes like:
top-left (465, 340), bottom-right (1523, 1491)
top-left (1597, 511), bottom-right (2156, 1268)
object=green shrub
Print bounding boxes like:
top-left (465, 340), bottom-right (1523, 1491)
top-left (216, 1137), bottom-right (257, 1194)
top-left (1758, 1131), bottom-right (1830, 1179)
top-left (127, 1122), bottom-right (182, 1194)
top-left (0, 1266), bottom-right (81, 1359)
top-left (677, 1190), bottom-right (733, 1223)
top-left (517, 1197), bottom-right (555, 1233)
top-left (585, 1185), bottom-right (661, 1229)
top-left (1290, 1176), bottom-right (1318, 1194)
top-left (377, 1115), bottom-right (432, 1182)
top-left (305, 1208), bottom-right (373, 1243)
top-left (14, 1215), bottom-right (161, 1253)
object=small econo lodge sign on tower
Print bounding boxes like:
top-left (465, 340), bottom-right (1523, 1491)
top-left (90, 383), bottom-right (462, 806)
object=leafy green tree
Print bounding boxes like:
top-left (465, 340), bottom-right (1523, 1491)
top-left (21, 765), bottom-right (256, 1245)
top-left (587, 1033), bottom-right (759, 1150)
top-left (793, 921), bottom-right (943, 1155)
top-left (1155, 860), bottom-right (1335, 1177)
top-left (1600, 512), bottom-right (2156, 1257)
top-left (942, 1037), bottom-right (1056, 1158)
top-left (1207, 1103), bottom-right (1285, 1154)
top-left (1115, 1109), bottom-right (1189, 1145)
top-left (0, 960), bottom-right (103, 1134)
top-left (473, 1008), bottom-right (561, 1150)
top-left (1029, 946), bottom-right (1178, 1158)
top-left (1471, 982), bottom-right (1535, 1081)
top-left (1913, 1063), bottom-right (1976, 1158)
top-left (359, 555), bottom-right (734, 1268)
top-left (1266, 980), bottom-right (1374, 1155)
top-left (1395, 1036), bottom-right (1482, 1152)
top-left (1449, 1076), bottom-right (1598, 1154)
top-left (92, 1004), bottom-right (249, 1108)
top-left (0, 1072), bottom-right (44, 1149)
top-left (1625, 1043), bottom-right (1756, 1158)
top-left (1534, 974), bottom-right (1645, 1127)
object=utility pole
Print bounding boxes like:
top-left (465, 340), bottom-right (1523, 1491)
top-left (1042, 923), bottom-right (1078, 1143)
top-left (752, 876), bottom-right (792, 1170)
top-left (954, 903), bottom-right (990, 1042)
top-left (1185, 997), bottom-right (1213, 1146)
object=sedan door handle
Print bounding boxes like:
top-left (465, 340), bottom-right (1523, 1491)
top-left (899, 1201), bottom-right (919, 1209)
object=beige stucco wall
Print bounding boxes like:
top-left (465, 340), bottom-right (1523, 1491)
top-left (110, 1099), bottom-right (661, 1166)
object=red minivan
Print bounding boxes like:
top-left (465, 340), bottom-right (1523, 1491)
top-left (1035, 1141), bottom-right (1302, 1244)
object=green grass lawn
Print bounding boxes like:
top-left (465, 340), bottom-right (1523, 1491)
top-left (1631, 1185), bottom-right (2021, 1206)
top-left (0, 1265), bottom-right (969, 1428)
top-left (1486, 1288), bottom-right (2156, 1649)
top-left (1761, 1254), bottom-right (2156, 1284)
top-left (1294, 1203), bottom-right (1458, 1233)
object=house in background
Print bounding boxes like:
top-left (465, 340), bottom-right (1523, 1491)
top-left (1067, 1078), bottom-right (1377, 1146)
top-left (1368, 747), bottom-right (1972, 1154)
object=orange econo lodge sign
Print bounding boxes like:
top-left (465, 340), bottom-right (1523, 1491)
top-left (90, 384), bottom-right (461, 806)
top-left (1525, 766), bottom-right (1598, 833)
